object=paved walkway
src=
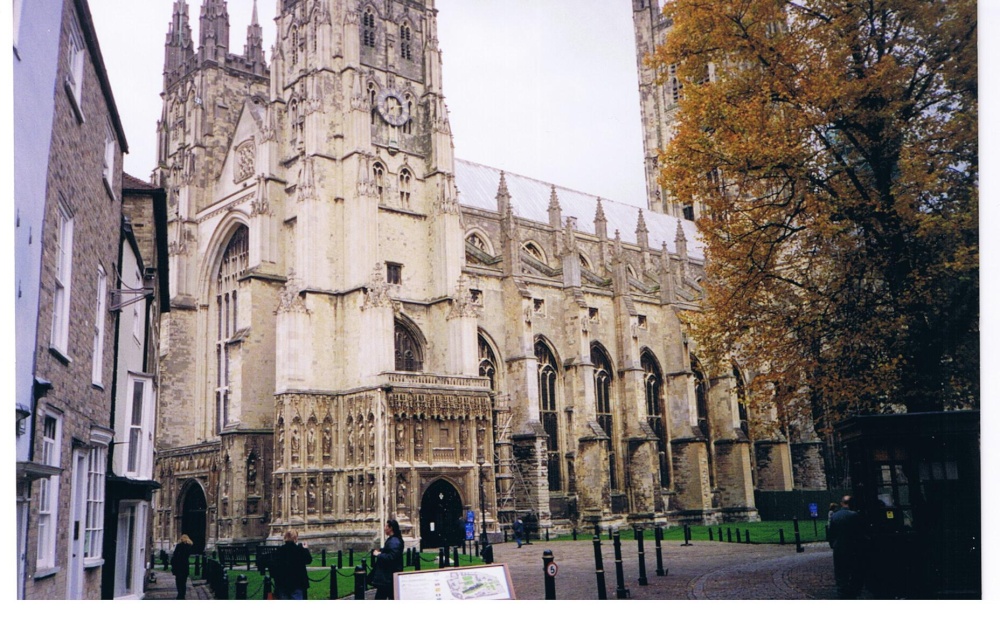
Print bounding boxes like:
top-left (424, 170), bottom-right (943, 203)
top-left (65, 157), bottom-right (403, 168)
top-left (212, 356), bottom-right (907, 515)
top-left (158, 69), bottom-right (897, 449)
top-left (142, 539), bottom-right (853, 600)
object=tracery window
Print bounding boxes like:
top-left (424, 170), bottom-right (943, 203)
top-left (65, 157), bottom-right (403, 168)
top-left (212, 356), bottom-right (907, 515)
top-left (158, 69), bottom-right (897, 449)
top-left (536, 340), bottom-right (561, 491)
top-left (667, 64), bottom-right (683, 105)
top-left (394, 320), bottom-right (422, 372)
top-left (215, 226), bottom-right (249, 431)
top-left (362, 8), bottom-right (376, 48)
top-left (373, 162), bottom-right (386, 203)
top-left (643, 351), bottom-right (670, 487)
top-left (400, 22), bottom-right (412, 60)
top-left (592, 343), bottom-right (618, 490)
top-left (479, 335), bottom-right (498, 391)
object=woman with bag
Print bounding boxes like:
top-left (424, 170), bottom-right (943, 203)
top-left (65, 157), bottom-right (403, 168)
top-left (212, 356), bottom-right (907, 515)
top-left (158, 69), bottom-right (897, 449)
top-left (371, 519), bottom-right (404, 600)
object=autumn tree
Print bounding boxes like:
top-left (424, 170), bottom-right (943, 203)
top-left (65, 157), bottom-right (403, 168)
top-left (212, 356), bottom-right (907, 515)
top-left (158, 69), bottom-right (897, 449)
top-left (652, 0), bottom-right (978, 437)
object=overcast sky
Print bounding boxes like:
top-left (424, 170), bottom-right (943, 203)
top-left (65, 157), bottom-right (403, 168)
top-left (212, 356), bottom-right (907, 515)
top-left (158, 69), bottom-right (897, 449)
top-left (87, 0), bottom-right (649, 207)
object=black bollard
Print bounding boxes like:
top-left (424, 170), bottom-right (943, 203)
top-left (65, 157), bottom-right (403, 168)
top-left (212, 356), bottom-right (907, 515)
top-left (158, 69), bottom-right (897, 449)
top-left (235, 574), bottom-right (248, 600)
top-left (727, 527), bottom-right (732, 543)
top-left (718, 526), bottom-right (723, 541)
top-left (613, 531), bottom-right (629, 599)
top-left (194, 555), bottom-right (201, 577)
top-left (595, 523), bottom-right (602, 540)
top-left (779, 528), bottom-right (785, 545)
top-left (219, 571), bottom-right (229, 600)
top-left (682, 524), bottom-right (692, 546)
top-left (439, 547), bottom-right (447, 568)
top-left (745, 529), bottom-right (750, 544)
top-left (592, 536), bottom-right (608, 600)
top-left (709, 528), bottom-right (714, 541)
top-left (573, 528), bottom-right (577, 541)
top-left (338, 549), bottom-right (343, 568)
top-left (636, 528), bottom-right (648, 586)
top-left (543, 549), bottom-right (557, 600)
top-left (354, 565), bottom-right (366, 599)
top-left (736, 529), bottom-right (742, 543)
top-left (454, 547), bottom-right (460, 568)
top-left (793, 517), bottom-right (803, 553)
top-left (414, 550), bottom-right (421, 571)
top-left (546, 528), bottom-right (550, 542)
top-left (329, 566), bottom-right (336, 599)
top-left (504, 527), bottom-right (508, 543)
top-left (475, 540), bottom-right (479, 557)
top-left (321, 549), bottom-right (327, 567)
top-left (654, 527), bottom-right (665, 577)
top-left (813, 517), bottom-right (818, 538)
top-left (263, 571), bottom-right (272, 600)
top-left (349, 548), bottom-right (354, 567)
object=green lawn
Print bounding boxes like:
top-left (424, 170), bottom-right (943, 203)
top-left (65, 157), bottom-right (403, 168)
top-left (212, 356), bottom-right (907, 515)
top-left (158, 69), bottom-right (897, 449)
top-left (535, 519), bottom-right (828, 545)
top-left (220, 549), bottom-right (485, 600)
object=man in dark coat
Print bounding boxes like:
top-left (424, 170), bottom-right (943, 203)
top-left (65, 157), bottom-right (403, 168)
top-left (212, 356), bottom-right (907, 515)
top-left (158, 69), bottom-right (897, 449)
top-left (371, 519), bottom-right (405, 600)
top-left (828, 495), bottom-right (867, 599)
top-left (513, 518), bottom-right (525, 548)
top-left (170, 534), bottom-right (194, 599)
top-left (271, 529), bottom-right (312, 600)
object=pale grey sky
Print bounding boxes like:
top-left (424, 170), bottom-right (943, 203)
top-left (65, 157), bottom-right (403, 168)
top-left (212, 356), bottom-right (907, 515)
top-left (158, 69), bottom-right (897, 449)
top-left (88, 0), bottom-right (649, 207)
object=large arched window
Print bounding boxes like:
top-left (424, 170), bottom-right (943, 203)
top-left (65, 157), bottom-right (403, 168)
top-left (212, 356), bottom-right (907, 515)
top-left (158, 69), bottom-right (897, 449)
top-left (394, 320), bottom-right (422, 372)
top-left (479, 334), bottom-right (498, 392)
top-left (692, 354), bottom-right (715, 487)
top-left (362, 8), bottom-right (376, 48)
top-left (536, 339), bottom-right (561, 492)
top-left (592, 343), bottom-right (618, 491)
top-left (215, 226), bottom-right (249, 431)
top-left (643, 350), bottom-right (670, 487)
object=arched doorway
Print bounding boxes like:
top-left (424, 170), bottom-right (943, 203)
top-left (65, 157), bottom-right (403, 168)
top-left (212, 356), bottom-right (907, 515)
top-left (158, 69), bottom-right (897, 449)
top-left (419, 479), bottom-right (464, 550)
top-left (179, 482), bottom-right (207, 553)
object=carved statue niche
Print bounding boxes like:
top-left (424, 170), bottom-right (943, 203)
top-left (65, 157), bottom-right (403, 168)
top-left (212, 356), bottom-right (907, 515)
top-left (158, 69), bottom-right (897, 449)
top-left (323, 477), bottom-right (333, 513)
top-left (306, 418), bottom-right (317, 465)
top-left (291, 478), bottom-right (301, 514)
top-left (277, 417), bottom-right (285, 464)
top-left (322, 417), bottom-right (332, 464)
top-left (460, 421), bottom-right (470, 460)
top-left (395, 423), bottom-right (406, 460)
top-left (477, 424), bottom-right (486, 462)
top-left (247, 452), bottom-right (258, 494)
top-left (367, 473), bottom-right (377, 512)
top-left (307, 478), bottom-right (317, 514)
top-left (346, 416), bottom-right (355, 464)
top-left (414, 421), bottom-right (424, 460)
top-left (275, 477), bottom-right (284, 516)
top-left (290, 419), bottom-right (301, 464)
top-left (396, 472), bottom-right (408, 509)
top-left (347, 476), bottom-right (355, 513)
top-left (367, 413), bottom-right (375, 462)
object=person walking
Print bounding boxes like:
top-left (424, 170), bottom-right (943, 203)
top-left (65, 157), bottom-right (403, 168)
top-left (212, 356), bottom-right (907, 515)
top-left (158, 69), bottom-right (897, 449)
top-left (271, 529), bottom-right (312, 600)
top-left (371, 519), bottom-right (405, 600)
top-left (513, 518), bottom-right (525, 548)
top-left (827, 495), bottom-right (867, 599)
top-left (170, 534), bottom-right (194, 599)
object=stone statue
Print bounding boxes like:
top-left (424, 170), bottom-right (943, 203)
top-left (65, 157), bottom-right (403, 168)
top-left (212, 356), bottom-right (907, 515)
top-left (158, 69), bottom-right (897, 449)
top-left (396, 473), bottom-right (407, 508)
top-left (347, 477), bottom-right (355, 513)
top-left (291, 426), bottom-right (300, 463)
top-left (323, 478), bottom-right (333, 513)
top-left (307, 426), bottom-right (316, 463)
top-left (322, 426), bottom-right (332, 461)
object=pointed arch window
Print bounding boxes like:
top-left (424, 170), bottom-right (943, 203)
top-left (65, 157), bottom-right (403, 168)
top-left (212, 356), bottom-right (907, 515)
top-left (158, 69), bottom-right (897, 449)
top-left (290, 25), bottom-right (299, 65)
top-left (394, 320), bottom-right (423, 372)
top-left (733, 364), bottom-right (749, 438)
top-left (399, 168), bottom-right (412, 209)
top-left (643, 351), bottom-right (670, 487)
top-left (362, 8), bottom-right (376, 48)
top-left (400, 22), bottom-right (412, 60)
top-left (592, 343), bottom-right (618, 490)
top-left (403, 94), bottom-right (414, 135)
top-left (692, 355), bottom-right (715, 488)
top-left (536, 339), bottom-right (561, 491)
top-left (478, 335), bottom-right (498, 392)
top-left (373, 162), bottom-right (386, 204)
top-left (216, 226), bottom-right (249, 432)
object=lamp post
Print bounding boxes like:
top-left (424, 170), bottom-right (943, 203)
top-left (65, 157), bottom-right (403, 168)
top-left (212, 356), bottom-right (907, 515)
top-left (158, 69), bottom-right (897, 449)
top-left (477, 457), bottom-right (488, 547)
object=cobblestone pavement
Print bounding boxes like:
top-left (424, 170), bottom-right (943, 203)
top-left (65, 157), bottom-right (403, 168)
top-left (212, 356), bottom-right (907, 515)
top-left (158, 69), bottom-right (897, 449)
top-left (143, 569), bottom-right (214, 600)
top-left (491, 539), bottom-right (846, 600)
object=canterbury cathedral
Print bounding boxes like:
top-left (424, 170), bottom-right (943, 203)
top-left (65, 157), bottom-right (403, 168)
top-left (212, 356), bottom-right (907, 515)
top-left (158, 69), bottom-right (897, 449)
top-left (151, 0), bottom-right (826, 553)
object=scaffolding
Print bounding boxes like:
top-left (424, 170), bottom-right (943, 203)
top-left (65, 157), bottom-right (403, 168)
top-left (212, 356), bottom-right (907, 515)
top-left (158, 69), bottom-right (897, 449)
top-left (492, 394), bottom-right (528, 526)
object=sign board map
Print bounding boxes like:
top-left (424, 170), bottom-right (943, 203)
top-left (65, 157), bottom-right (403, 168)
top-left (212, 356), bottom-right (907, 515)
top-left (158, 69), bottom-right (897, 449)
top-left (394, 564), bottom-right (516, 600)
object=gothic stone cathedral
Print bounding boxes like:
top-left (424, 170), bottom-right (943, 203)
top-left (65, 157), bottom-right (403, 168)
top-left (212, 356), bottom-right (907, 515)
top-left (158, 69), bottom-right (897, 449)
top-left (152, 0), bottom-right (826, 553)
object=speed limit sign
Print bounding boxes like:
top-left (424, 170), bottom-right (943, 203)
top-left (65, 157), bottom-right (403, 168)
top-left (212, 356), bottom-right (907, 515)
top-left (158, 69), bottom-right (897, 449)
top-left (546, 562), bottom-right (558, 577)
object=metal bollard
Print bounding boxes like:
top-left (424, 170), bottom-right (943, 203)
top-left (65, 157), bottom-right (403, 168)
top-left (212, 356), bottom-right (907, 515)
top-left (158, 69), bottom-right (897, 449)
top-left (595, 523), bottom-right (602, 540)
top-left (219, 571), bottom-right (229, 600)
top-left (736, 529), bottom-right (742, 543)
top-left (263, 571), bottom-right (272, 600)
top-left (546, 528), bottom-right (550, 542)
top-left (572, 528), bottom-right (577, 541)
top-left (349, 548), bottom-right (354, 567)
top-left (439, 547), bottom-right (447, 568)
top-left (235, 574), bottom-right (248, 600)
top-left (414, 550), bottom-right (421, 571)
top-left (718, 526), bottom-right (723, 542)
top-left (475, 540), bottom-right (479, 557)
top-left (613, 531), bottom-right (629, 599)
top-left (793, 517), bottom-right (803, 553)
top-left (745, 529), bottom-right (750, 544)
top-left (654, 526), bottom-right (665, 577)
top-left (453, 548), bottom-right (460, 568)
top-left (338, 549), bottom-right (343, 568)
top-left (321, 549), bottom-right (326, 566)
top-left (543, 549), bottom-right (557, 600)
top-left (329, 565), bottom-right (336, 599)
top-left (682, 524), bottom-right (692, 546)
top-left (593, 535), bottom-right (608, 600)
top-left (727, 527), bottom-right (733, 543)
top-left (779, 528), bottom-right (785, 545)
top-left (354, 564), bottom-right (366, 599)
top-left (709, 527), bottom-right (714, 541)
top-left (636, 528), bottom-right (648, 586)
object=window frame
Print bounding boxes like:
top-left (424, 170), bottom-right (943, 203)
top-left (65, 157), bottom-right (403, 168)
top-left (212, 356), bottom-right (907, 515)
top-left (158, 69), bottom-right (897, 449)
top-left (65, 13), bottom-right (86, 119)
top-left (103, 120), bottom-right (116, 197)
top-left (51, 204), bottom-right (74, 357)
top-left (83, 445), bottom-right (106, 561)
top-left (37, 411), bottom-right (63, 569)
top-left (125, 374), bottom-right (154, 478)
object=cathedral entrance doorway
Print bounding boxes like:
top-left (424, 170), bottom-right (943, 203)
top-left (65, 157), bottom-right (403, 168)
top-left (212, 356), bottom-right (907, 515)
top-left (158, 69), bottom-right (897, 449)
top-left (179, 482), bottom-right (207, 553)
top-left (419, 479), bottom-right (464, 550)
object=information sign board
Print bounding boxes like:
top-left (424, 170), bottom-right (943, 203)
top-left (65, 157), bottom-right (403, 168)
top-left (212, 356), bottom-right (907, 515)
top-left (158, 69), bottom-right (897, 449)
top-left (395, 564), bottom-right (516, 600)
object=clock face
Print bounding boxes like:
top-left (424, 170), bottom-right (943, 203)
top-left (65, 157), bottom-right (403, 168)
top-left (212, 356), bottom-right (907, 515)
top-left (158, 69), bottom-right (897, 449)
top-left (377, 88), bottom-right (410, 127)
